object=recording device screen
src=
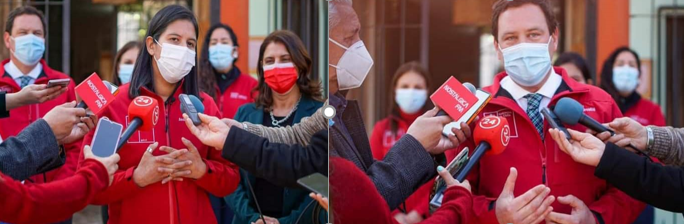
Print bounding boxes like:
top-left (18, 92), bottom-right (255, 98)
top-left (91, 117), bottom-right (123, 157)
top-left (297, 173), bottom-right (328, 198)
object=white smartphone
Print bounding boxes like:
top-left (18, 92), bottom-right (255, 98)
top-left (91, 117), bottom-right (123, 157)
top-left (46, 78), bottom-right (71, 88)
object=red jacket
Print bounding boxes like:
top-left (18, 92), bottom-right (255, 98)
top-left (459, 68), bottom-right (645, 223)
top-left (78, 83), bottom-right (240, 224)
top-left (624, 98), bottom-right (666, 126)
top-left (0, 159), bottom-right (108, 224)
top-left (0, 59), bottom-right (79, 184)
top-left (370, 111), bottom-right (459, 218)
top-left (330, 157), bottom-right (472, 224)
top-left (215, 74), bottom-right (258, 118)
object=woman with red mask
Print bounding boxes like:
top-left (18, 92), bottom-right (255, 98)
top-left (225, 30), bottom-right (324, 224)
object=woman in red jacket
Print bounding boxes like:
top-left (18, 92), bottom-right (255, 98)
top-left (599, 47), bottom-right (665, 224)
top-left (330, 157), bottom-right (474, 224)
top-left (77, 5), bottom-right (240, 224)
top-left (599, 47), bottom-right (666, 127)
top-left (198, 23), bottom-right (258, 119)
top-left (1, 146), bottom-right (119, 224)
top-left (370, 61), bottom-right (441, 222)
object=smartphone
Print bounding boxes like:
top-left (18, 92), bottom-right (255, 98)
top-left (542, 107), bottom-right (570, 140)
top-left (91, 117), bottom-right (123, 157)
top-left (179, 94), bottom-right (201, 125)
top-left (297, 173), bottom-right (328, 198)
top-left (429, 147), bottom-right (469, 213)
top-left (46, 78), bottom-right (71, 88)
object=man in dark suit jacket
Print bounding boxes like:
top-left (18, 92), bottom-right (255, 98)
top-left (327, 0), bottom-right (471, 210)
top-left (0, 98), bottom-right (96, 180)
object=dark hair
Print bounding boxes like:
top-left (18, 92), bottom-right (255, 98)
top-left (199, 23), bottom-right (239, 101)
top-left (491, 0), bottom-right (558, 41)
top-left (254, 30), bottom-right (322, 111)
top-left (600, 46), bottom-right (641, 102)
top-left (554, 52), bottom-right (592, 82)
top-left (5, 6), bottom-right (46, 34)
top-left (112, 41), bottom-right (142, 86)
top-left (388, 61), bottom-right (431, 135)
top-left (128, 5), bottom-right (199, 99)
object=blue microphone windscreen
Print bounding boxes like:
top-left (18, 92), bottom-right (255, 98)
top-left (188, 95), bottom-right (205, 113)
top-left (553, 97), bottom-right (583, 125)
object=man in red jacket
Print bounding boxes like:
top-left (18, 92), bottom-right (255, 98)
top-left (456, 0), bottom-right (645, 223)
top-left (0, 6), bottom-right (79, 185)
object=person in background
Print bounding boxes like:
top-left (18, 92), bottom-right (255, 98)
top-left (600, 47), bottom-right (665, 127)
top-left (369, 61), bottom-right (438, 223)
top-left (77, 5), bottom-right (240, 224)
top-left (599, 47), bottom-right (665, 224)
top-left (0, 8), bottom-right (79, 224)
top-left (226, 30), bottom-right (324, 224)
top-left (112, 41), bottom-right (141, 85)
top-left (554, 52), bottom-right (593, 85)
top-left (199, 23), bottom-right (258, 119)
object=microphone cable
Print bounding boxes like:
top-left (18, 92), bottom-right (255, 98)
top-left (245, 174), bottom-right (267, 224)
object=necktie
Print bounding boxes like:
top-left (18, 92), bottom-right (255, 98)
top-left (19, 76), bottom-right (33, 88)
top-left (524, 93), bottom-right (544, 139)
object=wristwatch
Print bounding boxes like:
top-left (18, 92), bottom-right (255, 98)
top-left (646, 126), bottom-right (655, 150)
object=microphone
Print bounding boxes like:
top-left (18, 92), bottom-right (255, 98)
top-left (554, 97), bottom-right (653, 161)
top-left (429, 115), bottom-right (509, 210)
top-left (76, 81), bottom-right (119, 109)
top-left (455, 115), bottom-right (509, 182)
top-left (117, 96), bottom-right (160, 150)
top-left (436, 82), bottom-right (476, 117)
top-left (554, 97), bottom-right (613, 135)
top-left (188, 95), bottom-right (205, 113)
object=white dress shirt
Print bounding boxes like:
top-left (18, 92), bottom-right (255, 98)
top-left (500, 69), bottom-right (562, 116)
top-left (5, 60), bottom-right (42, 87)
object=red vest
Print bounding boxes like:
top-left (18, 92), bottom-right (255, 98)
top-left (0, 59), bottom-right (79, 184)
top-left (215, 74), bottom-right (258, 118)
top-left (78, 83), bottom-right (240, 224)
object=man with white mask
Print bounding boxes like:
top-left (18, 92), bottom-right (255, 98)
top-left (328, 0), bottom-right (472, 212)
top-left (447, 0), bottom-right (645, 224)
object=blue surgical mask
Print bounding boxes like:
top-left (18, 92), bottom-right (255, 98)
top-left (500, 38), bottom-right (553, 87)
top-left (209, 44), bottom-right (235, 71)
top-left (11, 34), bottom-right (45, 66)
top-left (118, 64), bottom-right (134, 84)
top-left (395, 88), bottom-right (427, 114)
top-left (612, 66), bottom-right (639, 94)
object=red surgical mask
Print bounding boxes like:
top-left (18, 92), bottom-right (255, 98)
top-left (264, 62), bottom-right (298, 94)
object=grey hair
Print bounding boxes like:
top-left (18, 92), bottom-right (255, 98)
top-left (328, 0), bottom-right (353, 29)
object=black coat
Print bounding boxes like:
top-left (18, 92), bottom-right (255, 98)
top-left (221, 127), bottom-right (328, 188)
top-left (595, 142), bottom-right (684, 213)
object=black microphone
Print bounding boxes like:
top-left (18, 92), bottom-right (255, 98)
top-left (554, 97), bottom-right (653, 161)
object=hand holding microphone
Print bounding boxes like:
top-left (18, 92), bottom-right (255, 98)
top-left (549, 128), bottom-right (606, 167)
top-left (406, 107), bottom-right (470, 155)
top-left (554, 97), bottom-right (652, 160)
top-left (593, 117), bottom-right (648, 151)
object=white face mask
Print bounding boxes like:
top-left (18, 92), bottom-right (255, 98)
top-left (329, 38), bottom-right (374, 90)
top-left (612, 66), bottom-right (639, 94)
top-left (395, 88), bottom-right (427, 114)
top-left (499, 38), bottom-right (553, 87)
top-left (154, 39), bottom-right (196, 83)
